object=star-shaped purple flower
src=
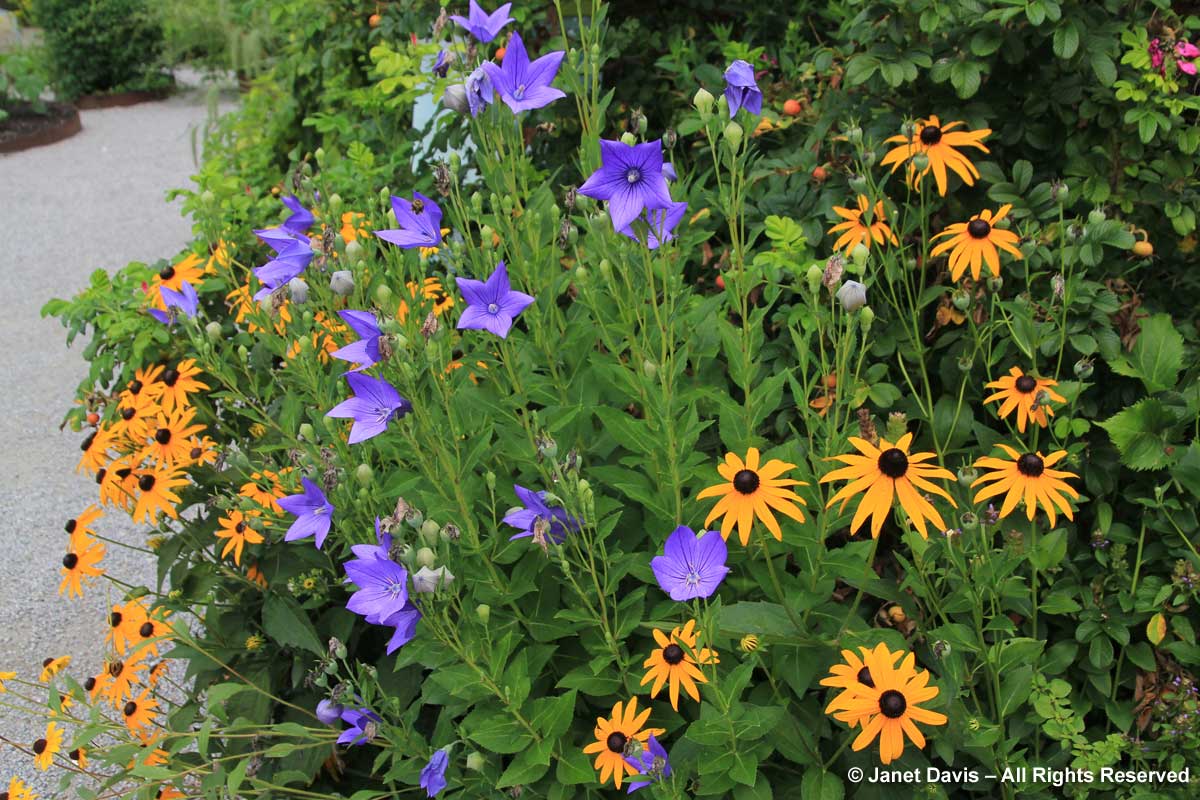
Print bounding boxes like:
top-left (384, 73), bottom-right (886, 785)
top-left (466, 66), bottom-right (493, 116)
top-left (252, 227), bottom-right (314, 301)
top-left (449, 0), bottom-right (513, 43)
top-left (277, 477), bottom-right (335, 549)
top-left (651, 526), bottom-right (729, 601)
top-left (338, 707), bottom-right (382, 746)
top-left (325, 373), bottom-right (412, 444)
top-left (578, 139), bottom-right (673, 232)
top-left (316, 699), bottom-right (344, 725)
top-left (331, 310), bottom-right (384, 371)
top-left (624, 734), bottom-right (671, 793)
top-left (376, 193), bottom-right (443, 251)
top-left (344, 556), bottom-right (410, 625)
top-left (619, 201), bottom-right (688, 250)
top-left (350, 517), bottom-right (393, 562)
top-left (149, 280), bottom-right (199, 325)
top-left (503, 485), bottom-right (580, 545)
top-left (480, 31), bottom-right (565, 113)
top-left (455, 261), bottom-right (535, 339)
top-left (420, 749), bottom-right (450, 797)
top-left (281, 195), bottom-right (315, 235)
top-left (724, 59), bottom-right (762, 117)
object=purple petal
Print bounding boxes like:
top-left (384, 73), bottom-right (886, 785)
top-left (338, 310), bottom-right (382, 339)
top-left (348, 420), bottom-right (388, 444)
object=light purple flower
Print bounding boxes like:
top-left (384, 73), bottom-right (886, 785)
top-left (503, 485), bottom-right (580, 544)
top-left (449, 0), bottom-right (513, 43)
top-left (350, 517), bottom-right (394, 562)
top-left (432, 49), bottom-right (454, 78)
top-left (252, 227), bottom-right (314, 301)
top-left (382, 602), bottom-right (422, 653)
top-left (149, 280), bottom-right (199, 325)
top-left (651, 526), bottom-right (729, 601)
top-left (316, 699), bottom-right (344, 725)
top-left (480, 31), bottom-right (565, 113)
top-left (338, 707), bottom-right (382, 746)
top-left (662, 162), bottom-right (677, 182)
top-left (331, 310), bottom-right (384, 371)
top-left (281, 195), bottom-right (315, 235)
top-left (724, 59), bottom-right (762, 117)
top-left (325, 373), bottom-right (412, 444)
top-left (466, 66), bottom-right (494, 116)
top-left (345, 556), bottom-right (411, 624)
top-left (455, 261), bottom-right (535, 339)
top-left (624, 734), bottom-right (671, 793)
top-left (578, 139), bottom-right (673, 231)
top-left (420, 749), bottom-right (450, 797)
top-left (619, 201), bottom-right (688, 250)
top-left (376, 193), bottom-right (443, 250)
top-left (277, 477), bottom-right (335, 549)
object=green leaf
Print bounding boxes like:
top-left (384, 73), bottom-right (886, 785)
top-left (555, 748), bottom-right (595, 785)
top-left (999, 666), bottom-right (1034, 715)
top-left (1174, 442), bottom-right (1200, 500)
top-left (497, 737), bottom-right (553, 787)
top-left (801, 768), bottom-right (845, 800)
top-left (843, 55), bottom-right (878, 87)
top-left (1098, 398), bottom-right (1180, 471)
top-left (1091, 52), bottom-right (1117, 85)
top-left (463, 709), bottom-right (534, 754)
top-left (262, 595), bottom-right (324, 655)
top-left (1053, 22), bottom-right (1080, 59)
top-left (718, 602), bottom-right (797, 637)
top-left (1032, 530), bottom-right (1068, 570)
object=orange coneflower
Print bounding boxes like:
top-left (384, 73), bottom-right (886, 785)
top-left (59, 538), bottom-right (106, 599)
top-left (239, 468), bottom-right (292, 513)
top-left (39, 656), bottom-right (70, 683)
top-left (142, 407), bottom-right (206, 467)
top-left (204, 240), bottom-right (232, 274)
top-left (158, 359), bottom-right (209, 412)
top-left (227, 284), bottom-right (291, 334)
top-left (821, 642), bottom-right (904, 727)
top-left (216, 509), bottom-right (264, 566)
top-left (820, 433), bottom-right (956, 539)
top-left (64, 505), bottom-right (104, 551)
top-left (130, 730), bottom-right (169, 768)
top-left (246, 563), bottom-right (269, 589)
top-left (32, 722), bottom-right (63, 770)
top-left (67, 747), bottom-right (87, 768)
top-left (101, 654), bottom-right (149, 709)
top-left (131, 464), bottom-right (188, 524)
top-left (0, 670), bottom-right (15, 692)
top-left (880, 115), bottom-right (991, 196)
top-left (397, 277), bottom-right (454, 323)
top-left (640, 620), bottom-right (718, 710)
top-left (340, 211), bottom-right (370, 243)
top-left (184, 434), bottom-right (219, 467)
top-left (582, 697), bottom-right (665, 789)
top-left (122, 688), bottom-right (160, 734)
top-left (971, 446), bottom-right (1080, 526)
top-left (697, 448), bottom-right (808, 545)
top-left (983, 367), bottom-right (1066, 433)
top-left (827, 195), bottom-right (898, 252)
top-left (77, 425), bottom-right (116, 476)
top-left (931, 205), bottom-right (1023, 281)
top-left (107, 601), bottom-right (148, 655)
top-left (109, 391), bottom-right (159, 445)
top-left (147, 254), bottom-right (205, 310)
top-left (118, 364), bottom-right (167, 407)
top-left (4, 777), bottom-right (37, 800)
top-left (97, 457), bottom-right (140, 511)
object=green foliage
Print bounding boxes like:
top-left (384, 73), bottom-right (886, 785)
top-left (0, 43), bottom-right (48, 118)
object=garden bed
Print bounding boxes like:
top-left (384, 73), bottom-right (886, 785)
top-left (75, 82), bottom-right (173, 109)
top-left (0, 100), bottom-right (79, 153)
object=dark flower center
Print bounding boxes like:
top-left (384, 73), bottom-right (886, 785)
top-left (733, 469), bottom-right (760, 495)
top-left (116, 468), bottom-right (132, 479)
top-left (65, 519), bottom-right (77, 534)
top-left (33, 739), bottom-right (46, 754)
top-left (878, 448), bottom-right (909, 478)
top-left (109, 661), bottom-right (124, 677)
top-left (140, 622), bottom-right (154, 637)
top-left (190, 447), bottom-right (202, 459)
top-left (63, 553), bottom-right (79, 569)
top-left (129, 380), bottom-right (144, 395)
top-left (606, 731), bottom-right (628, 753)
top-left (625, 168), bottom-right (641, 184)
top-left (159, 266), bottom-right (175, 281)
top-left (163, 369), bottom-right (180, 387)
top-left (96, 468), bottom-right (107, 484)
top-left (111, 612), bottom-right (123, 628)
top-left (138, 474), bottom-right (156, 492)
top-left (857, 666), bottom-right (875, 687)
top-left (919, 124), bottom-right (942, 145)
top-left (967, 219), bottom-right (991, 239)
top-left (69, 748), bottom-right (81, 761)
top-left (2, 791), bottom-right (10, 800)
top-left (121, 407), bottom-right (136, 421)
top-left (1014, 375), bottom-right (1037, 393)
top-left (42, 658), bottom-right (53, 667)
top-left (81, 432), bottom-right (96, 452)
top-left (123, 701), bottom-right (138, 717)
top-left (84, 677), bottom-right (96, 691)
top-left (155, 429), bottom-right (172, 445)
top-left (1017, 453), bottom-right (1045, 477)
top-left (880, 689), bottom-right (908, 718)
top-left (663, 644), bottom-right (685, 665)
top-left (235, 521), bottom-right (246, 534)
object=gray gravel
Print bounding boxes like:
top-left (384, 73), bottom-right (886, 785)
top-left (0, 76), bottom-right (233, 795)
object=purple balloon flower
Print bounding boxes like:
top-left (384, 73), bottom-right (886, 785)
top-left (316, 699), bottom-right (344, 725)
top-left (325, 373), bottom-right (412, 444)
top-left (455, 261), bottom-right (535, 339)
top-left (344, 556), bottom-right (411, 625)
top-left (350, 517), bottom-right (393, 561)
top-left (420, 749), bottom-right (450, 797)
top-left (149, 280), bottom-right (199, 325)
top-left (277, 476), bottom-right (335, 549)
top-left (624, 734), bottom-right (671, 793)
top-left (578, 139), bottom-right (673, 232)
top-left (338, 707), bottom-right (382, 746)
top-left (466, 66), bottom-right (494, 116)
top-left (449, 0), bottom-right (514, 43)
top-left (432, 49), bottom-right (453, 78)
top-left (252, 227), bottom-right (314, 301)
top-left (651, 526), bottom-right (729, 601)
top-left (619, 201), bottom-right (688, 250)
top-left (480, 31), bottom-right (565, 113)
top-left (331, 310), bottom-right (384, 371)
top-left (376, 193), bottom-right (443, 251)
top-left (281, 195), bottom-right (315, 235)
top-left (382, 602), bottom-right (422, 654)
top-left (724, 59), bottom-right (762, 117)
top-left (503, 485), bottom-right (580, 545)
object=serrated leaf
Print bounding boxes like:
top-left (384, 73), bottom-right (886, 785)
top-left (1098, 398), bottom-right (1179, 471)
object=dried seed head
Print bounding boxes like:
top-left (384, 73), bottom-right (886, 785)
top-left (856, 408), bottom-right (878, 446)
top-left (420, 311), bottom-right (439, 340)
top-left (435, 163), bottom-right (453, 197)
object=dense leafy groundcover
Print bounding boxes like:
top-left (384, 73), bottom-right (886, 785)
top-left (6, 0), bottom-right (1200, 799)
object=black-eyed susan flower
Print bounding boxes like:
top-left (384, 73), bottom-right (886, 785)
top-left (640, 620), bottom-right (718, 711)
top-left (147, 254), bottom-right (205, 311)
top-left (97, 458), bottom-right (137, 511)
top-left (880, 115), bottom-right (990, 196)
top-left (227, 284), bottom-right (290, 334)
top-left (821, 643), bottom-right (904, 727)
top-left (216, 509), bottom-right (264, 566)
top-left (101, 655), bottom-right (148, 709)
top-left (39, 656), bottom-right (70, 683)
top-left (131, 465), bottom-right (187, 524)
top-left (158, 359), bottom-right (209, 412)
top-left (132, 730), bottom-right (168, 768)
top-left (109, 391), bottom-right (160, 444)
top-left (820, 433), bottom-right (956, 539)
top-left (0, 670), bottom-right (15, 692)
top-left (396, 277), bottom-right (454, 324)
top-left (31, 722), bottom-right (63, 770)
top-left (147, 660), bottom-right (170, 688)
top-left (931, 205), bottom-right (1023, 281)
top-left (827, 195), bottom-right (899, 252)
top-left (122, 688), bottom-right (159, 734)
top-left (983, 367), bottom-right (1066, 433)
top-left (697, 448), bottom-right (808, 545)
top-left (142, 407), bottom-right (206, 466)
top-left (67, 747), bottom-right (87, 768)
top-left (827, 646), bottom-right (947, 764)
top-left (59, 539), bottom-right (105, 599)
top-left (184, 434), bottom-right (219, 467)
top-left (118, 364), bottom-right (166, 407)
top-left (971, 446), bottom-right (1080, 526)
top-left (77, 425), bottom-right (116, 476)
top-left (4, 776), bottom-right (36, 800)
top-left (131, 602), bottom-right (172, 659)
top-left (64, 505), bottom-right (103, 552)
top-left (240, 468), bottom-right (292, 514)
top-left (107, 602), bottom-right (147, 655)
top-left (582, 697), bottom-right (665, 789)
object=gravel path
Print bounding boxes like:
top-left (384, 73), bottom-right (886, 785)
top-left (0, 77), bottom-right (231, 795)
